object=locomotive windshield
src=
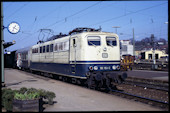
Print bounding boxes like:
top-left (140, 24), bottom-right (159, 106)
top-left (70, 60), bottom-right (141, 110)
top-left (87, 36), bottom-right (100, 46)
top-left (106, 37), bottom-right (117, 46)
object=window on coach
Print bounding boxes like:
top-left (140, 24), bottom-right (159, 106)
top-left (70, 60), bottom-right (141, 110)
top-left (40, 47), bottom-right (42, 53)
top-left (50, 44), bottom-right (53, 52)
top-left (43, 46), bottom-right (45, 53)
top-left (46, 45), bottom-right (49, 52)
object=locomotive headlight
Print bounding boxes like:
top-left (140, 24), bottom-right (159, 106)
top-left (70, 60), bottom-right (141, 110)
top-left (112, 65), bottom-right (116, 70)
top-left (94, 66), bottom-right (98, 70)
top-left (117, 65), bottom-right (120, 70)
top-left (89, 66), bottom-right (93, 71)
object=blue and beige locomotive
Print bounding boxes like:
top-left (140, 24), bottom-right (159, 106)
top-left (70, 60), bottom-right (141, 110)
top-left (15, 27), bottom-right (127, 90)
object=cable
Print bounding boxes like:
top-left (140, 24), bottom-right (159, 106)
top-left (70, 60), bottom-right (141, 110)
top-left (116, 2), bottom-right (167, 19)
top-left (3, 2), bottom-right (13, 9)
top-left (15, 30), bottom-right (39, 43)
top-left (87, 2), bottom-right (168, 27)
top-left (66, 1), bottom-right (102, 19)
top-left (72, 1), bottom-right (118, 20)
top-left (44, 1), bottom-right (102, 28)
top-left (5, 2), bottom-right (30, 20)
top-left (37, 2), bottom-right (68, 22)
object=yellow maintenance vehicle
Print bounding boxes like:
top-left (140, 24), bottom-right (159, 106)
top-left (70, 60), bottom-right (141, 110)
top-left (120, 54), bottom-right (134, 71)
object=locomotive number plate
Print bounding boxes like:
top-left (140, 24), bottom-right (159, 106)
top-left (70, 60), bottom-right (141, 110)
top-left (102, 53), bottom-right (108, 58)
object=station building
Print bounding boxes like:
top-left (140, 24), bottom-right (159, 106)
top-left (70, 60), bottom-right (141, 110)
top-left (140, 49), bottom-right (168, 60)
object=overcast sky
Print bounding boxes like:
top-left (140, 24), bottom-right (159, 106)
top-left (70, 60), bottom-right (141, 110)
top-left (2, 1), bottom-right (168, 51)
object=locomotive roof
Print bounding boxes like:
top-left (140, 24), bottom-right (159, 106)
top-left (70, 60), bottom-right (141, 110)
top-left (44, 27), bottom-right (117, 42)
top-left (71, 31), bottom-right (119, 38)
top-left (31, 29), bottom-right (119, 48)
top-left (37, 31), bottom-right (118, 44)
top-left (67, 27), bottom-right (118, 36)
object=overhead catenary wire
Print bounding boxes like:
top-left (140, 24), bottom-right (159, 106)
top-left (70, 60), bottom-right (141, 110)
top-left (16, 28), bottom-right (54, 47)
top-left (116, 2), bottom-right (167, 19)
top-left (15, 30), bottom-right (39, 43)
top-left (87, 2), bottom-right (168, 27)
top-left (15, 31), bottom-right (40, 49)
top-left (3, 2), bottom-right (13, 9)
top-left (44, 1), bottom-right (102, 29)
top-left (5, 2), bottom-right (30, 20)
top-left (37, 2), bottom-right (69, 23)
top-left (71, 1), bottom-right (118, 21)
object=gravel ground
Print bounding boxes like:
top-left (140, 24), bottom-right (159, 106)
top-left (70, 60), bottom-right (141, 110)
top-left (116, 84), bottom-right (169, 110)
top-left (117, 84), bottom-right (169, 102)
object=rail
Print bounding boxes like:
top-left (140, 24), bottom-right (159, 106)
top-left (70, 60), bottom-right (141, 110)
top-left (124, 77), bottom-right (169, 91)
top-left (110, 89), bottom-right (169, 105)
top-left (111, 77), bottom-right (169, 110)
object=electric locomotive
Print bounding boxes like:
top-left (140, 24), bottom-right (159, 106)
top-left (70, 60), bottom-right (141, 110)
top-left (15, 27), bottom-right (127, 90)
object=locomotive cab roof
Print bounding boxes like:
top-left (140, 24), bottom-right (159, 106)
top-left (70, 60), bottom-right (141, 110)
top-left (68, 27), bottom-right (101, 35)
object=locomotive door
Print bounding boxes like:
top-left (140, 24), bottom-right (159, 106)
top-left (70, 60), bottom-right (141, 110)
top-left (70, 37), bottom-right (77, 74)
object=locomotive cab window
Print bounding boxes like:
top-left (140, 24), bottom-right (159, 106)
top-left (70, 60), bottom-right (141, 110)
top-left (106, 37), bottom-right (117, 47)
top-left (87, 36), bottom-right (100, 46)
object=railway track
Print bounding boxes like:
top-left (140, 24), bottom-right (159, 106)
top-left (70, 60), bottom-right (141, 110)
top-left (112, 77), bottom-right (169, 110)
top-left (110, 89), bottom-right (169, 110)
top-left (125, 77), bottom-right (169, 91)
top-left (111, 89), bottom-right (168, 104)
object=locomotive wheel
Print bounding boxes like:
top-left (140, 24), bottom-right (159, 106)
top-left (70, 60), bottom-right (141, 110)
top-left (87, 76), bottom-right (96, 89)
top-left (29, 69), bottom-right (32, 73)
top-left (66, 77), bottom-right (72, 83)
top-left (77, 79), bottom-right (85, 86)
top-left (95, 80), bottom-right (103, 91)
top-left (100, 79), bottom-right (110, 92)
top-left (79, 79), bottom-right (86, 86)
top-left (62, 77), bottom-right (67, 82)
